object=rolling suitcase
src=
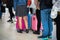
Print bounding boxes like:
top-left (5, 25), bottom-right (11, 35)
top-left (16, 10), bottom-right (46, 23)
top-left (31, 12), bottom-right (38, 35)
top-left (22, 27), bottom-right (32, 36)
top-left (32, 15), bottom-right (43, 31)
top-left (32, 15), bottom-right (37, 31)
top-left (28, 11), bottom-right (32, 29)
top-left (16, 16), bottom-right (25, 32)
top-left (16, 16), bottom-right (20, 32)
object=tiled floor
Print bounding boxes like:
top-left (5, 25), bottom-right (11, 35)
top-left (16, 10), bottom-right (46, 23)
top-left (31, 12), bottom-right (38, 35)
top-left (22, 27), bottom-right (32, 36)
top-left (0, 8), bottom-right (57, 40)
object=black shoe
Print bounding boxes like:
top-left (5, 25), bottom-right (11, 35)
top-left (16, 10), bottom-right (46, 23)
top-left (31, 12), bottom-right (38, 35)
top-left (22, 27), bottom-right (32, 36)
top-left (17, 29), bottom-right (23, 33)
top-left (38, 36), bottom-right (48, 38)
top-left (33, 31), bottom-right (40, 35)
top-left (7, 19), bottom-right (13, 23)
top-left (26, 29), bottom-right (29, 33)
top-left (7, 19), bottom-right (12, 22)
top-left (0, 17), bottom-right (2, 19)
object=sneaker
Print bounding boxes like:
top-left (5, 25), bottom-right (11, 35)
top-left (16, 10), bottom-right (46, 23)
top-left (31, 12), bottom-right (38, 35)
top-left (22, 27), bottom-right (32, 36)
top-left (7, 19), bottom-right (13, 23)
top-left (42, 37), bottom-right (48, 40)
top-left (26, 29), bottom-right (29, 33)
top-left (17, 29), bottom-right (23, 33)
top-left (48, 35), bottom-right (52, 39)
top-left (48, 34), bottom-right (52, 39)
top-left (33, 31), bottom-right (40, 35)
top-left (38, 36), bottom-right (48, 38)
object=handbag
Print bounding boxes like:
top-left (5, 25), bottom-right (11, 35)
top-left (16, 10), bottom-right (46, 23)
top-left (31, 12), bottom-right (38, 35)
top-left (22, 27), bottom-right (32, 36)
top-left (50, 7), bottom-right (58, 19)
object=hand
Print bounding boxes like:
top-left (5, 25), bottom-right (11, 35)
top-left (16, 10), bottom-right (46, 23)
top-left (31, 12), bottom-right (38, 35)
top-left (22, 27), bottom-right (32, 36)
top-left (27, 5), bottom-right (30, 8)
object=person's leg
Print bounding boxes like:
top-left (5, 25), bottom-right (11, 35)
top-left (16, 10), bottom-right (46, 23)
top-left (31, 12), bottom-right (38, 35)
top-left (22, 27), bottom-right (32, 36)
top-left (0, 10), bottom-right (2, 19)
top-left (56, 22), bottom-right (60, 40)
top-left (37, 9), bottom-right (41, 33)
top-left (56, 23), bottom-right (60, 40)
top-left (33, 9), bottom-right (40, 34)
top-left (38, 9), bottom-right (53, 38)
top-left (18, 17), bottom-right (23, 33)
top-left (7, 7), bottom-right (13, 22)
top-left (23, 16), bottom-right (29, 33)
top-left (48, 9), bottom-right (53, 38)
top-left (7, 7), bottom-right (14, 23)
top-left (55, 14), bottom-right (60, 40)
top-left (12, 7), bottom-right (15, 18)
top-left (38, 9), bottom-right (49, 38)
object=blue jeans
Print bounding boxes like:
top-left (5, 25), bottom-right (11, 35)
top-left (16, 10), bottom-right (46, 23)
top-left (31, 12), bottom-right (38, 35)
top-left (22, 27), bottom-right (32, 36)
top-left (41, 9), bottom-right (53, 36)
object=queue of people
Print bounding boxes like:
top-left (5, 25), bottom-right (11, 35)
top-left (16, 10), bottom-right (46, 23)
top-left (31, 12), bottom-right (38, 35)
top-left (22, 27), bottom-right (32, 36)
top-left (0, 0), bottom-right (60, 40)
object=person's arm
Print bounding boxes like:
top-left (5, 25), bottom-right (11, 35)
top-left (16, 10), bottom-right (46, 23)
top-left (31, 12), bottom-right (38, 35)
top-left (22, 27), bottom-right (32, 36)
top-left (34, 0), bottom-right (40, 10)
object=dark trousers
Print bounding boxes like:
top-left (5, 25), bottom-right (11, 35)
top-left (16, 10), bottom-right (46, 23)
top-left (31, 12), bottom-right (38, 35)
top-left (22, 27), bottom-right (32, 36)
top-left (36, 9), bottom-right (41, 32)
top-left (0, 11), bottom-right (2, 18)
top-left (54, 14), bottom-right (60, 40)
top-left (8, 7), bottom-right (14, 20)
